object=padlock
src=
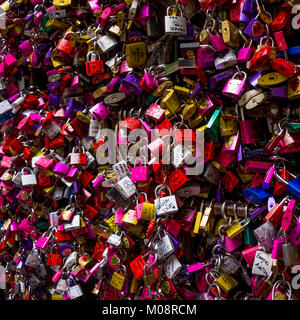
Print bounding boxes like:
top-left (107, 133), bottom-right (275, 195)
top-left (21, 167), bottom-right (37, 186)
top-left (274, 170), bottom-right (300, 199)
top-left (253, 221), bottom-right (277, 251)
top-left (221, 20), bottom-right (239, 48)
top-left (110, 265), bottom-right (127, 290)
top-left (35, 228), bottom-right (54, 250)
top-left (85, 51), bottom-right (104, 76)
top-left (237, 40), bottom-right (253, 65)
top-left (249, 44), bottom-right (271, 72)
top-left (155, 230), bottom-right (175, 260)
top-left (238, 106), bottom-right (262, 145)
top-left (222, 71), bottom-right (247, 99)
top-left (271, 58), bottom-right (296, 79)
top-left (18, 40), bottom-right (33, 57)
top-left (125, 42), bottom-right (147, 68)
top-left (69, 146), bottom-right (87, 166)
top-left (56, 32), bottom-right (75, 55)
top-left (164, 6), bottom-right (187, 36)
top-left (47, 245), bottom-right (63, 266)
top-left (282, 232), bottom-right (298, 266)
top-left (154, 185), bottom-right (178, 216)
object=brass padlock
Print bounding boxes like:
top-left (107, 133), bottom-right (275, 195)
top-left (222, 20), bottom-right (239, 48)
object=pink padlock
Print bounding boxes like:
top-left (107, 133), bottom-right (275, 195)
top-left (114, 208), bottom-right (125, 225)
top-left (35, 229), bottom-right (53, 250)
top-left (0, 57), bottom-right (4, 77)
top-left (70, 75), bottom-right (80, 91)
top-left (144, 70), bottom-right (158, 90)
top-left (17, 117), bottom-right (29, 131)
top-left (282, 199), bottom-right (296, 231)
top-left (18, 217), bottom-right (35, 237)
top-left (52, 162), bottom-right (70, 176)
top-left (4, 54), bottom-right (17, 69)
top-left (198, 94), bottom-right (216, 118)
top-left (242, 245), bottom-right (259, 267)
top-left (18, 40), bottom-right (33, 57)
top-left (16, 190), bottom-right (30, 203)
top-left (106, 76), bottom-right (120, 93)
top-left (120, 60), bottom-right (133, 74)
top-left (186, 262), bottom-right (204, 273)
top-left (237, 41), bottom-right (253, 63)
top-left (65, 167), bottom-right (79, 181)
top-left (131, 165), bottom-right (148, 182)
top-left (145, 103), bottom-right (165, 122)
top-left (209, 33), bottom-right (228, 52)
top-left (224, 235), bottom-right (243, 252)
top-left (52, 269), bottom-right (62, 283)
top-left (166, 218), bottom-right (181, 237)
top-left (222, 71), bottom-right (247, 99)
top-left (89, 103), bottom-right (111, 121)
top-left (135, 4), bottom-right (150, 26)
top-left (35, 157), bottom-right (54, 170)
top-left (92, 175), bottom-right (104, 190)
top-left (271, 236), bottom-right (285, 259)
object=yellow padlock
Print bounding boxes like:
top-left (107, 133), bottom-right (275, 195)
top-left (162, 89), bottom-right (181, 114)
top-left (122, 209), bottom-right (138, 225)
top-left (140, 203), bottom-right (156, 221)
top-left (125, 42), bottom-right (147, 68)
top-left (110, 266), bottom-right (126, 290)
top-left (53, 0), bottom-right (72, 7)
top-left (222, 20), bottom-right (239, 48)
top-left (288, 76), bottom-right (300, 100)
top-left (220, 116), bottom-right (237, 136)
top-left (215, 273), bottom-right (238, 292)
top-left (193, 201), bottom-right (204, 234)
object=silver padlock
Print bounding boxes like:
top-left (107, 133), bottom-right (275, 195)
top-left (96, 28), bottom-right (118, 54)
top-left (155, 231), bottom-right (175, 260)
top-left (253, 221), bottom-right (277, 251)
top-left (88, 118), bottom-right (100, 138)
top-left (44, 121), bottom-right (61, 139)
top-left (52, 187), bottom-right (64, 201)
top-left (221, 254), bottom-right (240, 275)
top-left (164, 254), bottom-right (182, 279)
top-left (116, 176), bottom-right (136, 198)
top-left (64, 214), bottom-right (81, 231)
top-left (21, 167), bottom-right (37, 187)
top-left (164, 6), bottom-right (187, 36)
top-left (282, 232), bottom-right (298, 266)
top-left (215, 49), bottom-right (237, 70)
top-left (154, 185), bottom-right (178, 216)
top-left (68, 284), bottom-right (83, 299)
top-left (113, 161), bottom-right (130, 181)
top-left (203, 162), bottom-right (220, 185)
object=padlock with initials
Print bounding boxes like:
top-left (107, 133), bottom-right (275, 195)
top-left (154, 185), bottom-right (178, 216)
top-left (69, 146), bottom-right (87, 166)
top-left (85, 51), bottom-right (104, 76)
top-left (164, 6), bottom-right (187, 36)
top-left (56, 31), bottom-right (75, 55)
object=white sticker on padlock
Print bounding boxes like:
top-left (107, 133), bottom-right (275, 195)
top-left (156, 234), bottom-right (175, 260)
top-left (252, 251), bottom-right (273, 276)
top-left (154, 195), bottom-right (178, 215)
top-left (68, 284), bottom-right (83, 299)
top-left (56, 279), bottom-right (68, 292)
top-left (107, 234), bottom-right (122, 247)
top-left (117, 176), bottom-right (136, 198)
top-left (113, 161), bottom-right (130, 181)
top-left (45, 121), bottom-right (61, 139)
top-left (164, 255), bottom-right (182, 279)
top-left (64, 215), bottom-right (81, 231)
top-left (0, 99), bottom-right (11, 115)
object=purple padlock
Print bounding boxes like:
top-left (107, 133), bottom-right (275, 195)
top-left (197, 46), bottom-right (215, 68)
top-left (144, 71), bottom-right (158, 90)
top-left (190, 81), bottom-right (204, 99)
top-left (222, 71), bottom-right (247, 99)
top-left (65, 98), bottom-right (85, 118)
top-left (209, 34), bottom-right (228, 52)
top-left (121, 73), bottom-right (144, 95)
top-left (243, 17), bottom-right (266, 43)
top-left (237, 41), bottom-right (253, 63)
top-left (178, 22), bottom-right (195, 41)
top-left (65, 167), bottom-right (79, 181)
top-left (70, 75), bottom-right (80, 91)
top-left (49, 93), bottom-right (61, 107)
top-left (89, 103), bottom-right (111, 121)
top-left (106, 76), bottom-right (120, 93)
top-left (52, 162), bottom-right (70, 176)
top-left (270, 86), bottom-right (287, 99)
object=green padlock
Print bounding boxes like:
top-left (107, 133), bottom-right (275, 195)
top-left (206, 109), bottom-right (221, 143)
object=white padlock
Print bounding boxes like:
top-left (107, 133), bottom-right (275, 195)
top-left (21, 167), bottom-right (37, 186)
top-left (164, 6), bottom-right (187, 36)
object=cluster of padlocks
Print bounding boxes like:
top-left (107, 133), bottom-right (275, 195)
top-left (0, 0), bottom-right (299, 300)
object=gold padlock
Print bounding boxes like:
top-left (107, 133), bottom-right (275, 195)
top-left (222, 20), bottom-right (239, 48)
top-left (215, 273), bottom-right (238, 292)
top-left (110, 266), bottom-right (126, 290)
top-left (162, 89), bottom-right (181, 114)
top-left (193, 201), bottom-right (204, 234)
top-left (220, 116), bottom-right (237, 136)
top-left (125, 42), bottom-right (147, 68)
top-left (153, 81), bottom-right (173, 97)
top-left (53, 0), bottom-right (72, 7)
top-left (45, 19), bottom-right (68, 30)
top-left (288, 76), bottom-right (300, 100)
top-left (182, 101), bottom-right (197, 120)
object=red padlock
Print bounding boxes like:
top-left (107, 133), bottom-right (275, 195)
top-left (249, 46), bottom-right (271, 71)
top-left (85, 51), bottom-right (104, 76)
top-left (56, 32), bottom-right (74, 55)
top-left (271, 58), bottom-right (296, 78)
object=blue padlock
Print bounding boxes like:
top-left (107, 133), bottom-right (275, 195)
top-left (243, 187), bottom-right (271, 204)
top-left (275, 172), bottom-right (300, 199)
